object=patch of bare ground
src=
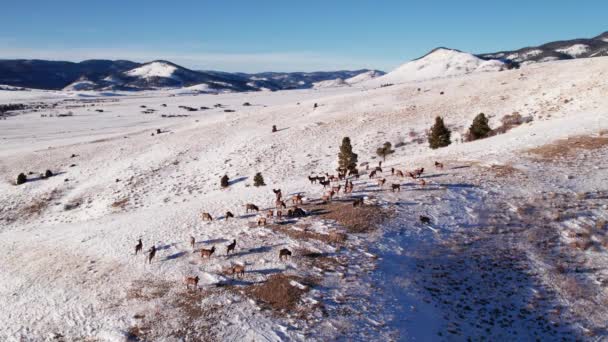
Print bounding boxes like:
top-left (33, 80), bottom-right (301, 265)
top-left (526, 131), bottom-right (608, 161)
top-left (305, 200), bottom-right (393, 233)
top-left (510, 190), bottom-right (608, 335)
top-left (244, 274), bottom-right (314, 315)
top-left (485, 164), bottom-right (527, 178)
top-left (125, 280), bottom-right (219, 341)
top-left (6, 188), bottom-right (63, 222)
top-left (111, 197), bottom-right (129, 209)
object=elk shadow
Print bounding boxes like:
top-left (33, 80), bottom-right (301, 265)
top-left (163, 251), bottom-right (187, 261)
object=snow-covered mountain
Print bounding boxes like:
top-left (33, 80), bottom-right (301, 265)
top-left (0, 58), bottom-right (381, 93)
top-left (364, 48), bottom-right (509, 87)
top-left (479, 31), bottom-right (608, 65)
top-left (312, 70), bottom-right (385, 89)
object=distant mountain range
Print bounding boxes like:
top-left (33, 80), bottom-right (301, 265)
top-left (0, 58), bottom-right (383, 92)
top-left (479, 31), bottom-right (608, 65)
top-left (0, 31), bottom-right (605, 92)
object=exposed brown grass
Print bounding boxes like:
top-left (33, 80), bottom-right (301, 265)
top-left (245, 274), bottom-right (309, 312)
top-left (486, 164), bottom-right (526, 178)
top-left (111, 197), bottom-right (129, 209)
top-left (527, 133), bottom-right (608, 161)
top-left (307, 201), bottom-right (392, 233)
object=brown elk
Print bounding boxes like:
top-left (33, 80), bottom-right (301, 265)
top-left (245, 203), bottom-right (259, 213)
top-left (413, 168), bottom-right (424, 177)
top-left (317, 176), bottom-right (326, 182)
top-left (190, 236), bottom-right (195, 250)
top-left (407, 172), bottom-right (416, 179)
top-left (135, 238), bottom-right (143, 255)
top-left (201, 212), bottom-right (213, 221)
top-left (257, 217), bottom-right (267, 226)
top-left (232, 264), bottom-right (245, 278)
top-left (292, 194), bottom-right (303, 205)
top-left (396, 170), bottom-right (404, 178)
top-left (200, 246), bottom-right (216, 259)
top-left (331, 185), bottom-right (341, 194)
top-left (418, 179), bottom-right (426, 187)
top-left (377, 178), bottom-right (386, 188)
top-left (391, 183), bottom-right (401, 192)
top-left (276, 200), bottom-right (287, 209)
top-left (266, 210), bottom-right (274, 218)
top-left (225, 211), bottom-right (234, 220)
top-left (272, 188), bottom-right (282, 200)
top-left (391, 167), bottom-right (395, 175)
top-left (147, 246), bottom-right (156, 264)
top-left (375, 166), bottom-right (383, 173)
top-left (279, 248), bottom-right (292, 260)
top-left (434, 161), bottom-right (444, 169)
top-left (320, 180), bottom-right (330, 188)
top-left (277, 210), bottom-right (283, 219)
top-left (369, 170), bottom-right (377, 179)
top-left (353, 198), bottom-right (364, 207)
top-left (322, 190), bottom-right (335, 202)
top-left (184, 275), bottom-right (199, 290)
top-left (226, 239), bottom-right (236, 254)
top-left (308, 175), bottom-right (317, 184)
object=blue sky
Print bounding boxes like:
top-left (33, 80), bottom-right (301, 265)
top-left (0, 0), bottom-right (606, 72)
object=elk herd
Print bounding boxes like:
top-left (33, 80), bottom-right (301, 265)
top-left (133, 158), bottom-right (443, 291)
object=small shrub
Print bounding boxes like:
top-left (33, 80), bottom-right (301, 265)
top-left (253, 172), bottom-right (265, 187)
top-left (272, 125), bottom-right (277, 133)
top-left (428, 116), bottom-right (451, 149)
top-left (16, 173), bottom-right (27, 185)
top-left (466, 113), bottom-right (492, 141)
top-left (220, 175), bottom-right (229, 188)
top-left (376, 142), bottom-right (394, 161)
top-left (338, 137), bottom-right (358, 171)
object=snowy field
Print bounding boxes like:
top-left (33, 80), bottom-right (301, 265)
top-left (1, 56), bottom-right (608, 341)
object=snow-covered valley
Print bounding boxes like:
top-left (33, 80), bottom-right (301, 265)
top-left (1, 56), bottom-right (608, 341)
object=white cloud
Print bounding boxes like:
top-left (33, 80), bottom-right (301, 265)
top-left (0, 46), bottom-right (397, 72)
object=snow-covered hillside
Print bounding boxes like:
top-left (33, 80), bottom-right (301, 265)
top-left (364, 48), bottom-right (507, 87)
top-left (1, 56), bottom-right (608, 341)
top-left (125, 61), bottom-right (180, 79)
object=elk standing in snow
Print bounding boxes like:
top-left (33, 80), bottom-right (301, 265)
top-left (272, 188), bottom-right (282, 200)
top-left (257, 217), bottom-right (267, 226)
top-left (245, 203), bottom-right (259, 213)
top-left (276, 200), bottom-right (287, 209)
top-left (308, 175), bottom-right (317, 184)
top-left (200, 246), bottom-right (216, 259)
top-left (320, 180), bottom-right (330, 188)
top-left (434, 161), bottom-right (444, 169)
top-left (201, 212), bottom-right (213, 221)
top-left (190, 236), bottom-right (195, 250)
top-left (184, 275), bottom-right (199, 290)
top-left (226, 239), bottom-right (236, 255)
top-left (353, 198), bottom-right (364, 207)
top-left (391, 183), bottom-right (401, 192)
top-left (369, 170), bottom-right (377, 179)
top-left (377, 178), bottom-right (386, 188)
top-left (396, 170), bottom-right (404, 178)
top-left (232, 264), bottom-right (245, 278)
top-left (147, 246), bottom-right (156, 264)
top-left (225, 211), bottom-right (234, 220)
top-left (279, 248), bottom-right (292, 261)
top-left (292, 194), bottom-right (303, 205)
top-left (135, 238), bottom-right (143, 255)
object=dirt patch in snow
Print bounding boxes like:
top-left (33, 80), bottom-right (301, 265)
top-left (245, 274), bottom-right (311, 313)
top-left (306, 200), bottom-right (393, 233)
top-left (526, 132), bottom-right (608, 161)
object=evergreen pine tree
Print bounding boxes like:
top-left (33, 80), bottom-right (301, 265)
top-left (220, 174), bottom-right (229, 188)
top-left (467, 113), bottom-right (492, 141)
top-left (338, 137), bottom-right (358, 171)
top-left (16, 173), bottom-right (27, 185)
top-left (376, 142), bottom-right (395, 161)
top-left (253, 172), bottom-right (265, 187)
top-left (428, 116), bottom-right (452, 149)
